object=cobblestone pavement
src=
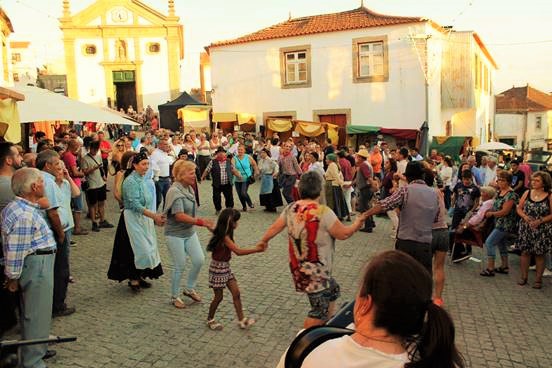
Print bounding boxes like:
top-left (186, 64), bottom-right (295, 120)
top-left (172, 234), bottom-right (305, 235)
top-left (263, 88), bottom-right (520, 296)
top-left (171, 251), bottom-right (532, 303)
top-left (40, 180), bottom-right (551, 368)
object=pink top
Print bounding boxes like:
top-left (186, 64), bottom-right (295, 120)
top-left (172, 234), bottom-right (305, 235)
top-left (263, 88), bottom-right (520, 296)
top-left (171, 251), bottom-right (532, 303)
top-left (518, 163), bottom-right (532, 188)
top-left (468, 199), bottom-right (494, 226)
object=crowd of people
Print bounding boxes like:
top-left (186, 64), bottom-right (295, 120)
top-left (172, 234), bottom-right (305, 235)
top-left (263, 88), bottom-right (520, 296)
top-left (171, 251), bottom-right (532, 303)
top-left (3, 121), bottom-right (549, 368)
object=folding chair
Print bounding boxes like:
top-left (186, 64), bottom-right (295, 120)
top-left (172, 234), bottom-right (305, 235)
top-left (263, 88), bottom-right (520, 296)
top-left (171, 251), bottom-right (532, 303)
top-left (450, 219), bottom-right (493, 266)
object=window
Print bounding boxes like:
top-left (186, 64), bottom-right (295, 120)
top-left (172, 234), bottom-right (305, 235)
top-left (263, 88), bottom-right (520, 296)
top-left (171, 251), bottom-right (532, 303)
top-left (147, 42), bottom-right (160, 54)
top-left (536, 115), bottom-right (542, 130)
top-left (353, 36), bottom-right (389, 83)
top-left (279, 45), bottom-right (311, 89)
top-left (358, 42), bottom-right (384, 77)
top-left (12, 53), bottom-right (21, 63)
top-left (84, 45), bottom-right (97, 55)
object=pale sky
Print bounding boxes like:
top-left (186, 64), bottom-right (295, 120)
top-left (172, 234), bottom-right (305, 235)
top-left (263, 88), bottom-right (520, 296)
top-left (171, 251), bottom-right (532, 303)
top-left (2, 0), bottom-right (552, 94)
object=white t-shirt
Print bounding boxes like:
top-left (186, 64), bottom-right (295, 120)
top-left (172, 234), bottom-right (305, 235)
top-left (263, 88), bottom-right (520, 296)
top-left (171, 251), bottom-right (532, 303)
top-left (397, 159), bottom-right (408, 187)
top-left (150, 149), bottom-right (174, 178)
top-left (276, 335), bottom-right (408, 368)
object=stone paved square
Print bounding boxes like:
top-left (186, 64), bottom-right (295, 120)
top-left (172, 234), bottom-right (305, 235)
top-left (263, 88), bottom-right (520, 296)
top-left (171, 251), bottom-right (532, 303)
top-left (39, 180), bottom-right (551, 368)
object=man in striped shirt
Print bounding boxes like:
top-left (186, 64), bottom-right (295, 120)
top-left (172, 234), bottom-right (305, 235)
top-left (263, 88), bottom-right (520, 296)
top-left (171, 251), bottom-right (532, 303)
top-left (2, 168), bottom-right (57, 368)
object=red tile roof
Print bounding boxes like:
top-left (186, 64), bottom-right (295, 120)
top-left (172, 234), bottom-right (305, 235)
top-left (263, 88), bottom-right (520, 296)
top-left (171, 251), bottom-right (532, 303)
top-left (496, 85), bottom-right (552, 112)
top-left (208, 6), bottom-right (426, 49)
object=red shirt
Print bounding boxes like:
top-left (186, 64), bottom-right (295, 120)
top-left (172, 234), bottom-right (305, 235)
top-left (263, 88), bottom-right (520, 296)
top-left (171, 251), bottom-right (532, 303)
top-left (151, 117), bottom-right (159, 130)
top-left (99, 140), bottom-right (111, 160)
top-left (338, 157), bottom-right (353, 181)
top-left (61, 151), bottom-right (81, 187)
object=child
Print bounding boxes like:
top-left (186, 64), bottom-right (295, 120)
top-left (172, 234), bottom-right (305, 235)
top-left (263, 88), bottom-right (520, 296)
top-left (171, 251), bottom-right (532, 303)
top-left (206, 209), bottom-right (265, 330)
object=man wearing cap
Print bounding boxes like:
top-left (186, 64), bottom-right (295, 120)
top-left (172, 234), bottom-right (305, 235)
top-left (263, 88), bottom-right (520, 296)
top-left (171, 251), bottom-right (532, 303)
top-left (363, 161), bottom-right (439, 273)
top-left (201, 147), bottom-right (242, 214)
top-left (355, 149), bottom-right (377, 232)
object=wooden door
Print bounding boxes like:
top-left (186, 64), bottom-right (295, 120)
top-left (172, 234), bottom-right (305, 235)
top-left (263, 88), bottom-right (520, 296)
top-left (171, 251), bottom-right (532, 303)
top-left (319, 114), bottom-right (347, 147)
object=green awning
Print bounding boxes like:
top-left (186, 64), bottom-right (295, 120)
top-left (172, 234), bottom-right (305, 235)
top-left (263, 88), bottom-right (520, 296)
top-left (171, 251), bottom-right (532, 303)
top-left (430, 136), bottom-right (468, 159)
top-left (346, 125), bottom-right (380, 134)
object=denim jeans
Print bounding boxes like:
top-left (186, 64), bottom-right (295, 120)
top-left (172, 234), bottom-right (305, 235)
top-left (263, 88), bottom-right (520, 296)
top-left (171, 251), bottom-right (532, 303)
top-left (484, 228), bottom-right (510, 260)
top-left (166, 233), bottom-right (205, 297)
top-left (155, 177), bottom-right (171, 210)
top-left (235, 181), bottom-right (253, 209)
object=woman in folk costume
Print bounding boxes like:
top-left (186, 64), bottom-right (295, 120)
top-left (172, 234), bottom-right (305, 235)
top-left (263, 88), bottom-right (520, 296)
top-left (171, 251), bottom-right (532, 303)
top-left (108, 150), bottom-right (165, 291)
top-left (258, 148), bottom-right (283, 212)
top-left (324, 153), bottom-right (350, 221)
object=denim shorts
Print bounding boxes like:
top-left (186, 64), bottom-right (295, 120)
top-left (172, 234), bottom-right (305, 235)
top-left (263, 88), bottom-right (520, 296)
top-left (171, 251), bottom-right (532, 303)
top-left (306, 278), bottom-right (341, 320)
top-left (71, 191), bottom-right (84, 212)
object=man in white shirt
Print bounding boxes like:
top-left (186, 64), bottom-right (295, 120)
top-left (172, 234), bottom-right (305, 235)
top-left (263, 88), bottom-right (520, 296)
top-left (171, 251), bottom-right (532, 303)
top-left (396, 147), bottom-right (409, 187)
top-left (150, 138), bottom-right (174, 209)
top-left (483, 156), bottom-right (498, 187)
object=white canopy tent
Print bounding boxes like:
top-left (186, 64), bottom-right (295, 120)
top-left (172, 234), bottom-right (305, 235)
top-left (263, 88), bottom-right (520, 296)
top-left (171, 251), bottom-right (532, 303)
top-left (476, 141), bottom-right (515, 151)
top-left (13, 85), bottom-right (138, 125)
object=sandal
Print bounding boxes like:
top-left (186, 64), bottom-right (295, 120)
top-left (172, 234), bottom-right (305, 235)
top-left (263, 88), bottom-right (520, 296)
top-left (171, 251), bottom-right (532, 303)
top-left (171, 297), bottom-right (186, 309)
top-left (238, 317), bottom-right (256, 329)
top-left (517, 278), bottom-right (528, 286)
top-left (532, 281), bottom-right (542, 289)
top-left (207, 319), bottom-right (223, 331)
top-left (494, 266), bottom-right (509, 274)
top-left (480, 269), bottom-right (495, 277)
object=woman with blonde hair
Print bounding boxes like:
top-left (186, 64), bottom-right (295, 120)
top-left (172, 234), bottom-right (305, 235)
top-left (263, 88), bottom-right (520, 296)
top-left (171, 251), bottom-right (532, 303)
top-left (163, 160), bottom-right (214, 308)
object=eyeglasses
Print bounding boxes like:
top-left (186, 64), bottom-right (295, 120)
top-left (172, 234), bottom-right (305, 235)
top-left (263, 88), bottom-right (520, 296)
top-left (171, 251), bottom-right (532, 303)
top-left (116, 144), bottom-right (124, 147)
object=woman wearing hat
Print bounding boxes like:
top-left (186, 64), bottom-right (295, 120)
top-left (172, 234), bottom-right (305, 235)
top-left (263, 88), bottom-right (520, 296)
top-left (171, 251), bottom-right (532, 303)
top-left (324, 153), bottom-right (350, 221)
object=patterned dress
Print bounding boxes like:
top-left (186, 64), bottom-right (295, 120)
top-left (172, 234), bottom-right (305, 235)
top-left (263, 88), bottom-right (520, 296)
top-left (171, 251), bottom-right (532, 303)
top-left (518, 192), bottom-right (552, 255)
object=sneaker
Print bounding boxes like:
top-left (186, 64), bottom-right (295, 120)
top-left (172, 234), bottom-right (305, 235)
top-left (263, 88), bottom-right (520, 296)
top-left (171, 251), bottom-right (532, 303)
top-left (452, 253), bottom-right (471, 264)
top-left (183, 289), bottom-right (202, 302)
top-left (91, 222), bottom-right (100, 232)
top-left (529, 265), bottom-right (537, 271)
top-left (99, 220), bottom-right (114, 228)
top-left (543, 269), bottom-right (552, 277)
top-left (52, 306), bottom-right (76, 318)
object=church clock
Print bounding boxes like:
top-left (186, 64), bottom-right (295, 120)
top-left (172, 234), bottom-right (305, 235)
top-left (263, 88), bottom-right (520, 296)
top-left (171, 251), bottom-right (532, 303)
top-left (110, 7), bottom-right (129, 23)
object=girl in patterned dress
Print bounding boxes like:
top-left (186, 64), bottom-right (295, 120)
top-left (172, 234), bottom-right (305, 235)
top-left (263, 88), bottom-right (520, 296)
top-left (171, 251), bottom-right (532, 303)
top-left (206, 209), bottom-right (265, 330)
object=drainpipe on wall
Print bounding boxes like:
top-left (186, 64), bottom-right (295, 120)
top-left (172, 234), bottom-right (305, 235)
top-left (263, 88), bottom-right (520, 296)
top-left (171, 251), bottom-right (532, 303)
top-left (522, 110), bottom-right (529, 155)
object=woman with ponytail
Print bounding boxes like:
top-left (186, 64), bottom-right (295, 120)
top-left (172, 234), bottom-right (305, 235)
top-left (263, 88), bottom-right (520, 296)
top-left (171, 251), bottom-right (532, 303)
top-left (279, 250), bottom-right (465, 368)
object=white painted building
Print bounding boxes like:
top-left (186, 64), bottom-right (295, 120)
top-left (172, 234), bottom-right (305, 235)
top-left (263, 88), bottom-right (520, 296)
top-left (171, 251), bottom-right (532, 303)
top-left (9, 41), bottom-right (38, 87)
top-left (0, 7), bottom-right (14, 87)
top-left (494, 85), bottom-right (552, 151)
top-left (60, 0), bottom-right (183, 112)
top-left (205, 6), bottom-right (496, 146)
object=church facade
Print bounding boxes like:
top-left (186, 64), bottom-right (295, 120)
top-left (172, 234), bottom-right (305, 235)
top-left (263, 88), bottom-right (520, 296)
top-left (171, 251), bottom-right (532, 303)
top-left (60, 0), bottom-right (183, 112)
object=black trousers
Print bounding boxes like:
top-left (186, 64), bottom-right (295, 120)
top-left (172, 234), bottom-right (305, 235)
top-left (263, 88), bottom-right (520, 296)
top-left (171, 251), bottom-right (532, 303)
top-left (358, 187), bottom-right (374, 230)
top-left (450, 209), bottom-right (470, 257)
top-left (53, 230), bottom-right (71, 312)
top-left (198, 155), bottom-right (211, 179)
top-left (395, 238), bottom-right (432, 275)
top-left (213, 184), bottom-right (234, 211)
top-left (280, 174), bottom-right (296, 204)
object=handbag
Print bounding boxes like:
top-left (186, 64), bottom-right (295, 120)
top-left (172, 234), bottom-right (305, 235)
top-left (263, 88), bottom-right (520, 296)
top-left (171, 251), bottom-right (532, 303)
top-left (236, 155), bottom-right (255, 184)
